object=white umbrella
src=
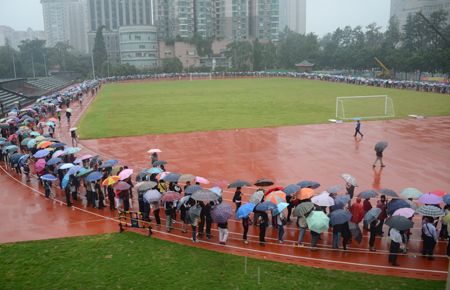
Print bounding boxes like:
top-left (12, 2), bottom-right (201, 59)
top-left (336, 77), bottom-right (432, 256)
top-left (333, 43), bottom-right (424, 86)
top-left (341, 173), bottom-right (357, 186)
top-left (147, 148), bottom-right (162, 153)
top-left (143, 189), bottom-right (161, 203)
top-left (311, 191), bottom-right (335, 207)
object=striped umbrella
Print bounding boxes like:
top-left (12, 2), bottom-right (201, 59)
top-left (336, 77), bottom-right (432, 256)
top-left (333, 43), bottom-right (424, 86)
top-left (416, 205), bottom-right (444, 218)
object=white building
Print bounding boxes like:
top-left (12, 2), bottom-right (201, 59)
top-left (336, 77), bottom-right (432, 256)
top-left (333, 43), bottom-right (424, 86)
top-left (0, 26), bottom-right (46, 49)
top-left (119, 26), bottom-right (158, 68)
top-left (279, 0), bottom-right (306, 34)
top-left (41, 0), bottom-right (89, 53)
top-left (390, 0), bottom-right (450, 29)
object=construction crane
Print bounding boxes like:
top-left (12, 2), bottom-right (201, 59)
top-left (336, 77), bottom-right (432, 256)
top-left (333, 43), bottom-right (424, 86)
top-left (374, 57), bottom-right (393, 79)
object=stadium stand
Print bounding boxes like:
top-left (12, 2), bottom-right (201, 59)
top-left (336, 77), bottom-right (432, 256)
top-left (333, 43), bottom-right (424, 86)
top-left (25, 76), bottom-right (72, 93)
top-left (0, 88), bottom-right (34, 116)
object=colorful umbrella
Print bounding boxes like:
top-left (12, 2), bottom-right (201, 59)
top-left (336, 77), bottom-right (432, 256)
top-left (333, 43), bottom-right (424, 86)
top-left (185, 185), bottom-right (203, 195)
top-left (119, 168), bottom-right (133, 180)
top-left (49, 142), bottom-right (65, 149)
top-left (228, 180), bottom-right (251, 188)
top-left (33, 149), bottom-right (50, 159)
top-left (191, 189), bottom-right (219, 202)
top-left (161, 191), bottom-right (181, 202)
top-left (236, 202), bottom-right (256, 219)
top-left (161, 172), bottom-right (181, 183)
top-left (329, 209), bottom-right (352, 226)
top-left (102, 176), bottom-right (121, 187)
top-left (59, 163), bottom-right (74, 170)
top-left (387, 199), bottom-right (411, 216)
top-left (63, 147), bottom-right (81, 155)
top-left (306, 211), bottom-right (330, 234)
top-left (136, 181), bottom-right (157, 192)
top-left (52, 150), bottom-right (64, 158)
top-left (393, 208), bottom-right (415, 218)
top-left (80, 154), bottom-right (93, 160)
top-left (418, 193), bottom-right (443, 205)
top-left (264, 190), bottom-right (286, 204)
top-left (85, 171), bottom-right (103, 182)
top-left (312, 192), bottom-right (335, 207)
top-left (400, 187), bottom-right (422, 200)
top-left (67, 165), bottom-right (83, 176)
top-left (147, 148), bottom-right (161, 153)
top-left (379, 188), bottom-right (398, 198)
top-left (143, 189), bottom-right (161, 203)
top-left (35, 159), bottom-right (46, 173)
top-left (48, 117), bottom-right (58, 123)
top-left (430, 190), bottom-right (447, 197)
top-left (99, 159), bottom-right (118, 168)
top-left (76, 168), bottom-right (93, 177)
top-left (254, 178), bottom-right (274, 187)
top-left (209, 186), bottom-right (222, 197)
top-left (178, 174), bottom-right (195, 183)
top-left (211, 203), bottom-right (233, 223)
top-left (47, 157), bottom-right (63, 166)
top-left (416, 205), bottom-right (445, 217)
top-left (254, 201), bottom-right (277, 212)
top-left (341, 173), bottom-right (357, 186)
top-left (292, 202), bottom-right (315, 217)
top-left (146, 167), bottom-right (162, 174)
top-left (327, 185), bottom-right (342, 194)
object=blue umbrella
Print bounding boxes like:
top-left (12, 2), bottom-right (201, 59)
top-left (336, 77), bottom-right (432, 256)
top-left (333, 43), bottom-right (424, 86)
top-left (27, 139), bottom-right (37, 149)
top-left (272, 202), bottom-right (289, 216)
top-left (297, 180), bottom-right (320, 189)
top-left (50, 142), bottom-right (65, 149)
top-left (33, 149), bottom-right (50, 159)
top-left (67, 165), bottom-right (83, 176)
top-left (387, 198), bottom-right (411, 216)
top-left (61, 173), bottom-right (70, 189)
top-left (4, 145), bottom-right (18, 153)
top-left (335, 194), bottom-right (351, 205)
top-left (30, 131), bottom-right (40, 137)
top-left (255, 201), bottom-right (277, 212)
top-left (185, 185), bottom-right (202, 195)
top-left (40, 174), bottom-right (58, 182)
top-left (99, 159), bottom-right (118, 168)
top-left (162, 172), bottom-right (181, 183)
top-left (358, 190), bottom-right (378, 199)
top-left (379, 188), bottom-right (398, 198)
top-left (282, 184), bottom-right (301, 196)
top-left (85, 171), bottom-right (103, 182)
top-left (364, 208), bottom-right (382, 224)
top-left (211, 203), bottom-right (233, 224)
top-left (18, 154), bottom-right (30, 166)
top-left (329, 209), bottom-right (352, 226)
top-left (76, 167), bottom-right (93, 177)
top-left (47, 157), bottom-right (63, 166)
top-left (443, 194), bottom-right (450, 205)
top-left (236, 202), bottom-right (256, 219)
top-left (63, 147), bottom-right (81, 155)
top-left (146, 167), bottom-right (162, 174)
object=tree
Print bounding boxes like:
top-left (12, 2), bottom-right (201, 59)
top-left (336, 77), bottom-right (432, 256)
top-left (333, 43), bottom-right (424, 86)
top-left (225, 41), bottom-right (253, 70)
top-left (162, 57), bottom-right (183, 73)
top-left (190, 33), bottom-right (213, 57)
top-left (93, 25), bottom-right (107, 77)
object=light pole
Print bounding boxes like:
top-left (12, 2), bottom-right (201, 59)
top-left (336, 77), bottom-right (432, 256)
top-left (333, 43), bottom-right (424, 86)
top-left (43, 53), bottom-right (48, 76)
top-left (12, 54), bottom-right (17, 78)
top-left (91, 53), bottom-right (96, 79)
top-left (31, 54), bottom-right (36, 78)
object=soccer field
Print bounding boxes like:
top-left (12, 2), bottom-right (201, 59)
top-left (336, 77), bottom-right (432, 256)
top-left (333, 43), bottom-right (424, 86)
top-left (78, 78), bottom-right (450, 139)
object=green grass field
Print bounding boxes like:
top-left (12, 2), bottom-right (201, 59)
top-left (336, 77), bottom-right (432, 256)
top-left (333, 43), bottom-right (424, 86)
top-left (0, 232), bottom-right (443, 289)
top-left (78, 78), bottom-right (450, 139)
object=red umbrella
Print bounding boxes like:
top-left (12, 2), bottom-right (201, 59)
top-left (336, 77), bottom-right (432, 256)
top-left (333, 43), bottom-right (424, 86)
top-left (161, 191), bottom-right (180, 202)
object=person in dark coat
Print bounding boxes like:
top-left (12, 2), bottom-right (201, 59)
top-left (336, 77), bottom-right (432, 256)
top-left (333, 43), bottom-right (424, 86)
top-left (242, 216), bottom-right (250, 244)
top-left (257, 211), bottom-right (268, 246)
top-left (354, 120), bottom-right (363, 138)
top-left (107, 185), bottom-right (116, 210)
top-left (369, 218), bottom-right (381, 251)
top-left (44, 180), bottom-right (51, 198)
top-left (388, 227), bottom-right (403, 266)
top-left (198, 202), bottom-right (212, 239)
top-left (232, 187), bottom-right (242, 212)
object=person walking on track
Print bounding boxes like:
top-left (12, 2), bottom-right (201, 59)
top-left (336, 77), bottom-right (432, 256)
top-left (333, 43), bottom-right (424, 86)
top-left (354, 120), bottom-right (363, 138)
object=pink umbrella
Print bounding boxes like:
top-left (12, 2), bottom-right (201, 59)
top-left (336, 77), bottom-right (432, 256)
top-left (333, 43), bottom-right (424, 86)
top-left (147, 148), bottom-right (162, 153)
top-left (161, 191), bottom-right (180, 202)
top-left (35, 159), bottom-right (46, 173)
top-left (80, 154), bottom-right (93, 161)
top-left (52, 150), bottom-right (64, 158)
top-left (119, 169), bottom-right (133, 180)
top-left (113, 181), bottom-right (131, 191)
top-left (393, 207), bottom-right (415, 218)
top-left (195, 176), bottom-right (210, 184)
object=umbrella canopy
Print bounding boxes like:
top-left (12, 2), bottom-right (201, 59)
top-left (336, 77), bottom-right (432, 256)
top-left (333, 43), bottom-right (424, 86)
top-left (185, 185), bottom-right (203, 195)
top-left (272, 202), bottom-right (289, 216)
top-left (47, 157), bottom-right (63, 166)
top-left (312, 192), bottom-right (335, 207)
top-left (152, 160), bottom-right (167, 167)
top-left (3, 145), bottom-right (18, 153)
top-left (188, 205), bottom-right (202, 221)
top-left (114, 181), bottom-right (131, 191)
top-left (236, 202), bottom-right (256, 219)
top-left (327, 185), bottom-right (342, 194)
top-left (21, 138), bottom-right (31, 146)
top-left (143, 189), bottom-right (161, 203)
top-left (364, 208), bottom-right (382, 224)
top-left (264, 190), bottom-right (286, 204)
top-left (228, 180), bottom-right (251, 188)
top-left (387, 199), bottom-right (411, 216)
top-left (85, 171), bottom-right (103, 182)
top-left (297, 180), bottom-right (320, 189)
top-left (282, 184), bottom-right (301, 196)
top-left (67, 165), bottom-right (83, 176)
top-left (62, 147), bottom-right (81, 155)
top-left (178, 174), bottom-right (195, 183)
top-left (161, 191), bottom-right (181, 202)
top-left (298, 188), bottom-right (314, 200)
top-left (147, 148), bottom-right (161, 153)
top-left (66, 108), bottom-right (73, 113)
top-left (177, 195), bottom-right (192, 210)
top-left (375, 141), bottom-right (388, 152)
top-left (254, 201), bottom-right (277, 212)
top-left (335, 194), bottom-right (351, 205)
top-left (80, 154), bottom-right (93, 161)
top-left (443, 194), bottom-right (450, 205)
top-left (52, 150), bottom-right (64, 158)
top-left (99, 159), bottom-right (118, 168)
top-left (27, 139), bottom-right (37, 149)
top-left (76, 167), bottom-right (92, 177)
top-left (195, 176), bottom-right (209, 184)
top-left (306, 211), bottom-right (330, 234)
top-left (18, 154), bottom-right (30, 166)
top-left (349, 222), bottom-right (362, 244)
top-left (34, 159), bottom-right (46, 172)
top-left (136, 181), bottom-right (157, 192)
top-left (254, 178), bottom-right (274, 187)
top-left (40, 174), bottom-right (58, 182)
top-left (33, 149), bottom-right (50, 159)
top-left (37, 141), bottom-right (53, 149)
top-left (191, 189), bottom-right (219, 202)
top-left (393, 208), bottom-right (415, 218)
top-left (379, 188), bottom-right (398, 198)
top-left (211, 203), bottom-right (233, 223)
top-left (341, 173), bottom-right (357, 186)
top-left (293, 202), bottom-right (315, 217)
top-left (430, 190), bottom-right (447, 197)
top-left (9, 153), bottom-right (23, 164)
top-left (146, 167), bottom-right (162, 174)
top-left (416, 205), bottom-right (444, 217)
top-left (249, 190), bottom-right (265, 204)
top-left (329, 209), bottom-right (352, 226)
top-left (418, 193), bottom-right (443, 205)
top-left (119, 168), bottom-right (133, 180)
top-left (30, 131), bottom-right (40, 137)
top-left (209, 186), bottom-right (222, 197)
top-left (400, 187), bottom-right (423, 200)
top-left (358, 190), bottom-right (378, 199)
top-left (102, 176), bottom-right (121, 186)
top-left (385, 216), bottom-right (414, 231)
top-left (59, 163), bottom-right (74, 170)
top-left (162, 172), bottom-right (181, 183)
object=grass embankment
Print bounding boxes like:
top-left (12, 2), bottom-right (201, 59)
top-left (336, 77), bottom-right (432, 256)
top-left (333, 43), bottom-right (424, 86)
top-left (0, 232), bottom-right (444, 289)
top-left (78, 78), bottom-right (450, 139)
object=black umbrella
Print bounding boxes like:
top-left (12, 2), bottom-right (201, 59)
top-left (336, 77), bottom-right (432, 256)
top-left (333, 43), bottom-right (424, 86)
top-left (185, 185), bottom-right (202, 195)
top-left (387, 198), bottom-right (410, 216)
top-left (228, 179), bottom-right (251, 188)
top-left (50, 142), bottom-right (66, 149)
top-left (358, 190), bottom-right (378, 199)
top-left (297, 180), bottom-right (320, 189)
top-left (385, 216), bottom-right (414, 231)
top-left (375, 141), bottom-right (388, 152)
top-left (379, 188), bottom-right (398, 198)
top-left (254, 178), bottom-right (274, 187)
top-left (152, 160), bottom-right (167, 166)
top-left (162, 172), bottom-right (181, 183)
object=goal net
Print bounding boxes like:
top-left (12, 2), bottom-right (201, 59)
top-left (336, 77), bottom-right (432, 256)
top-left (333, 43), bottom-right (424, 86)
top-left (336, 95), bottom-right (395, 120)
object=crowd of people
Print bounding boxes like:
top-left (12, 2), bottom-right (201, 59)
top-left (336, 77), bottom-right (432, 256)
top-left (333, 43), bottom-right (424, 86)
top-left (0, 77), bottom-right (448, 269)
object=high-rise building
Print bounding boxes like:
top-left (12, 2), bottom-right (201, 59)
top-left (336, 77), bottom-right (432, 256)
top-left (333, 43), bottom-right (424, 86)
top-left (250, 0), bottom-right (280, 41)
top-left (278, 0), bottom-right (306, 34)
top-left (194, 0), bottom-right (214, 39)
top-left (119, 25), bottom-right (158, 68)
top-left (0, 26), bottom-right (46, 49)
top-left (390, 0), bottom-right (450, 29)
top-left (41, 0), bottom-right (89, 53)
top-left (223, 0), bottom-right (251, 40)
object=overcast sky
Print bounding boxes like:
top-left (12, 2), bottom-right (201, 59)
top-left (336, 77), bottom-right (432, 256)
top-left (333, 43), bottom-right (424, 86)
top-left (0, 0), bottom-right (391, 36)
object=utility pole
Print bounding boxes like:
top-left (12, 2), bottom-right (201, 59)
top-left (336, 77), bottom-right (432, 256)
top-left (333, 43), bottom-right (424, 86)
top-left (31, 54), bottom-right (36, 78)
top-left (91, 53), bottom-right (96, 79)
top-left (43, 53), bottom-right (48, 76)
top-left (12, 54), bottom-right (17, 78)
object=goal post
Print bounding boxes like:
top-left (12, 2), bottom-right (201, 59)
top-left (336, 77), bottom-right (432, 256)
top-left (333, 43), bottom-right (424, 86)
top-left (336, 95), bottom-right (395, 120)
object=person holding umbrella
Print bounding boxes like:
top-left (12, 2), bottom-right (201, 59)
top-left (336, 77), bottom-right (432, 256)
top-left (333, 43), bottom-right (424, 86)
top-left (373, 141), bottom-right (387, 168)
top-left (164, 201), bottom-right (174, 232)
top-left (422, 216), bottom-right (438, 260)
top-left (257, 210), bottom-right (268, 246)
top-left (377, 195), bottom-right (388, 236)
top-left (22, 161), bottom-right (30, 182)
top-left (70, 128), bottom-right (78, 147)
top-left (388, 226), bottom-right (403, 266)
top-left (232, 187), bottom-right (243, 213)
top-left (151, 201), bottom-right (161, 227)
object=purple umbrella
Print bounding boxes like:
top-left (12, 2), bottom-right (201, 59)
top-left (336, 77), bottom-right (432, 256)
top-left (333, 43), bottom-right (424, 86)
top-left (211, 203), bottom-right (233, 223)
top-left (418, 193), bottom-right (443, 205)
top-left (114, 181), bottom-right (131, 191)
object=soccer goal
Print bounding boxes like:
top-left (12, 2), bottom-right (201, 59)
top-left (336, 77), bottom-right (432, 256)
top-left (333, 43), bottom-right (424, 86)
top-left (336, 95), bottom-right (395, 120)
